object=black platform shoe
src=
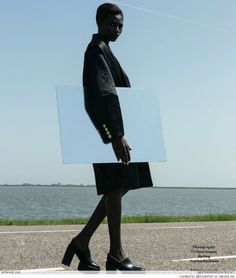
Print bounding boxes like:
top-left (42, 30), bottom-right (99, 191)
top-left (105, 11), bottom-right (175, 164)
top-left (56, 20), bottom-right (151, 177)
top-left (62, 237), bottom-right (100, 271)
top-left (106, 253), bottom-right (145, 271)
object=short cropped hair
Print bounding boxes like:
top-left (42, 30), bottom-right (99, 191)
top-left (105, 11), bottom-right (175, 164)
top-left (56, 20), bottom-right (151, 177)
top-left (96, 3), bottom-right (123, 26)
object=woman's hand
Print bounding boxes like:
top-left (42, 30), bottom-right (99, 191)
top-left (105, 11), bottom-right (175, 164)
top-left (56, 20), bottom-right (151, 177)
top-left (111, 136), bottom-right (132, 164)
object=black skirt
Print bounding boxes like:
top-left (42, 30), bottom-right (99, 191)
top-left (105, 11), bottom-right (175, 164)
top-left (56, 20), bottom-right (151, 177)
top-left (93, 162), bottom-right (153, 195)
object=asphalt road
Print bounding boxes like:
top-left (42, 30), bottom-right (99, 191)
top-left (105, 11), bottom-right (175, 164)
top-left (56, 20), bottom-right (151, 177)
top-left (0, 221), bottom-right (236, 272)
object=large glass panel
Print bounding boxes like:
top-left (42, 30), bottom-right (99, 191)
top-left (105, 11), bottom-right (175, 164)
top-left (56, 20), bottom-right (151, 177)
top-left (56, 86), bottom-right (166, 163)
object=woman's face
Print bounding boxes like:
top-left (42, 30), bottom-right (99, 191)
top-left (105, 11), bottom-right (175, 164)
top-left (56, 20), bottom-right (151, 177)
top-left (99, 13), bottom-right (123, 42)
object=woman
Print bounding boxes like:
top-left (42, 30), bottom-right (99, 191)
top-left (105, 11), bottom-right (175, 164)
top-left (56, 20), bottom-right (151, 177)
top-left (62, 3), bottom-right (153, 271)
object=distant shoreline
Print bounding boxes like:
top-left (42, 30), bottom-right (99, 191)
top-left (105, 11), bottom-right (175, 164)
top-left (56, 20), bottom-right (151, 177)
top-left (0, 185), bottom-right (235, 189)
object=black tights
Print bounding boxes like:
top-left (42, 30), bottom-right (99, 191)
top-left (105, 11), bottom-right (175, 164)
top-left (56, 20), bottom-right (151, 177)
top-left (76, 186), bottom-right (130, 259)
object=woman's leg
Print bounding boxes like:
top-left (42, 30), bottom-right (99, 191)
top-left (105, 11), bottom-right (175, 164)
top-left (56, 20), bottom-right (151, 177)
top-left (74, 186), bottom-right (130, 251)
top-left (105, 186), bottom-right (127, 261)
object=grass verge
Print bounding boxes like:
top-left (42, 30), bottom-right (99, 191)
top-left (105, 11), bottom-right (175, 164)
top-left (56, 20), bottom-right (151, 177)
top-left (0, 214), bottom-right (236, 226)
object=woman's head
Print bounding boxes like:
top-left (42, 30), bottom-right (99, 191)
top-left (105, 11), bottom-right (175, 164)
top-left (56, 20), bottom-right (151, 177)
top-left (96, 3), bottom-right (123, 42)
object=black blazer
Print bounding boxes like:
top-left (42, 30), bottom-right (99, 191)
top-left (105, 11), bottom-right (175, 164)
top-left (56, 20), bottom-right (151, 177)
top-left (83, 33), bottom-right (131, 144)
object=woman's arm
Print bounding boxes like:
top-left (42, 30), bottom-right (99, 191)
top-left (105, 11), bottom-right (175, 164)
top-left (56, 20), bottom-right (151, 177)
top-left (84, 46), bottom-right (131, 163)
top-left (85, 46), bottom-right (124, 142)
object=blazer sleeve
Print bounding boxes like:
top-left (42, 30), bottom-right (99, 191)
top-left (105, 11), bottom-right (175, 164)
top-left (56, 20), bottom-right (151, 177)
top-left (84, 46), bottom-right (124, 144)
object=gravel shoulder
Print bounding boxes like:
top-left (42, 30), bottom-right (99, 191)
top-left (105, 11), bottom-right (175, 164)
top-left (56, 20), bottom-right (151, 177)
top-left (0, 221), bottom-right (236, 272)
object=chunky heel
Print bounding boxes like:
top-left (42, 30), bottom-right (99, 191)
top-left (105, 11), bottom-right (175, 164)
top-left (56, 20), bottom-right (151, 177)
top-left (106, 262), bottom-right (117, 270)
top-left (62, 243), bottom-right (75, 266)
top-left (62, 238), bottom-right (100, 270)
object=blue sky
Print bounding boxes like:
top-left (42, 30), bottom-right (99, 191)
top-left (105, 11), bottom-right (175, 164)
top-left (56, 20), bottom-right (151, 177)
top-left (0, 0), bottom-right (236, 187)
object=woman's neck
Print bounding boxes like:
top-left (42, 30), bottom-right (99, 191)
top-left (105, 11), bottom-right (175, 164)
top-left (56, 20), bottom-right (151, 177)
top-left (96, 32), bottom-right (110, 45)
